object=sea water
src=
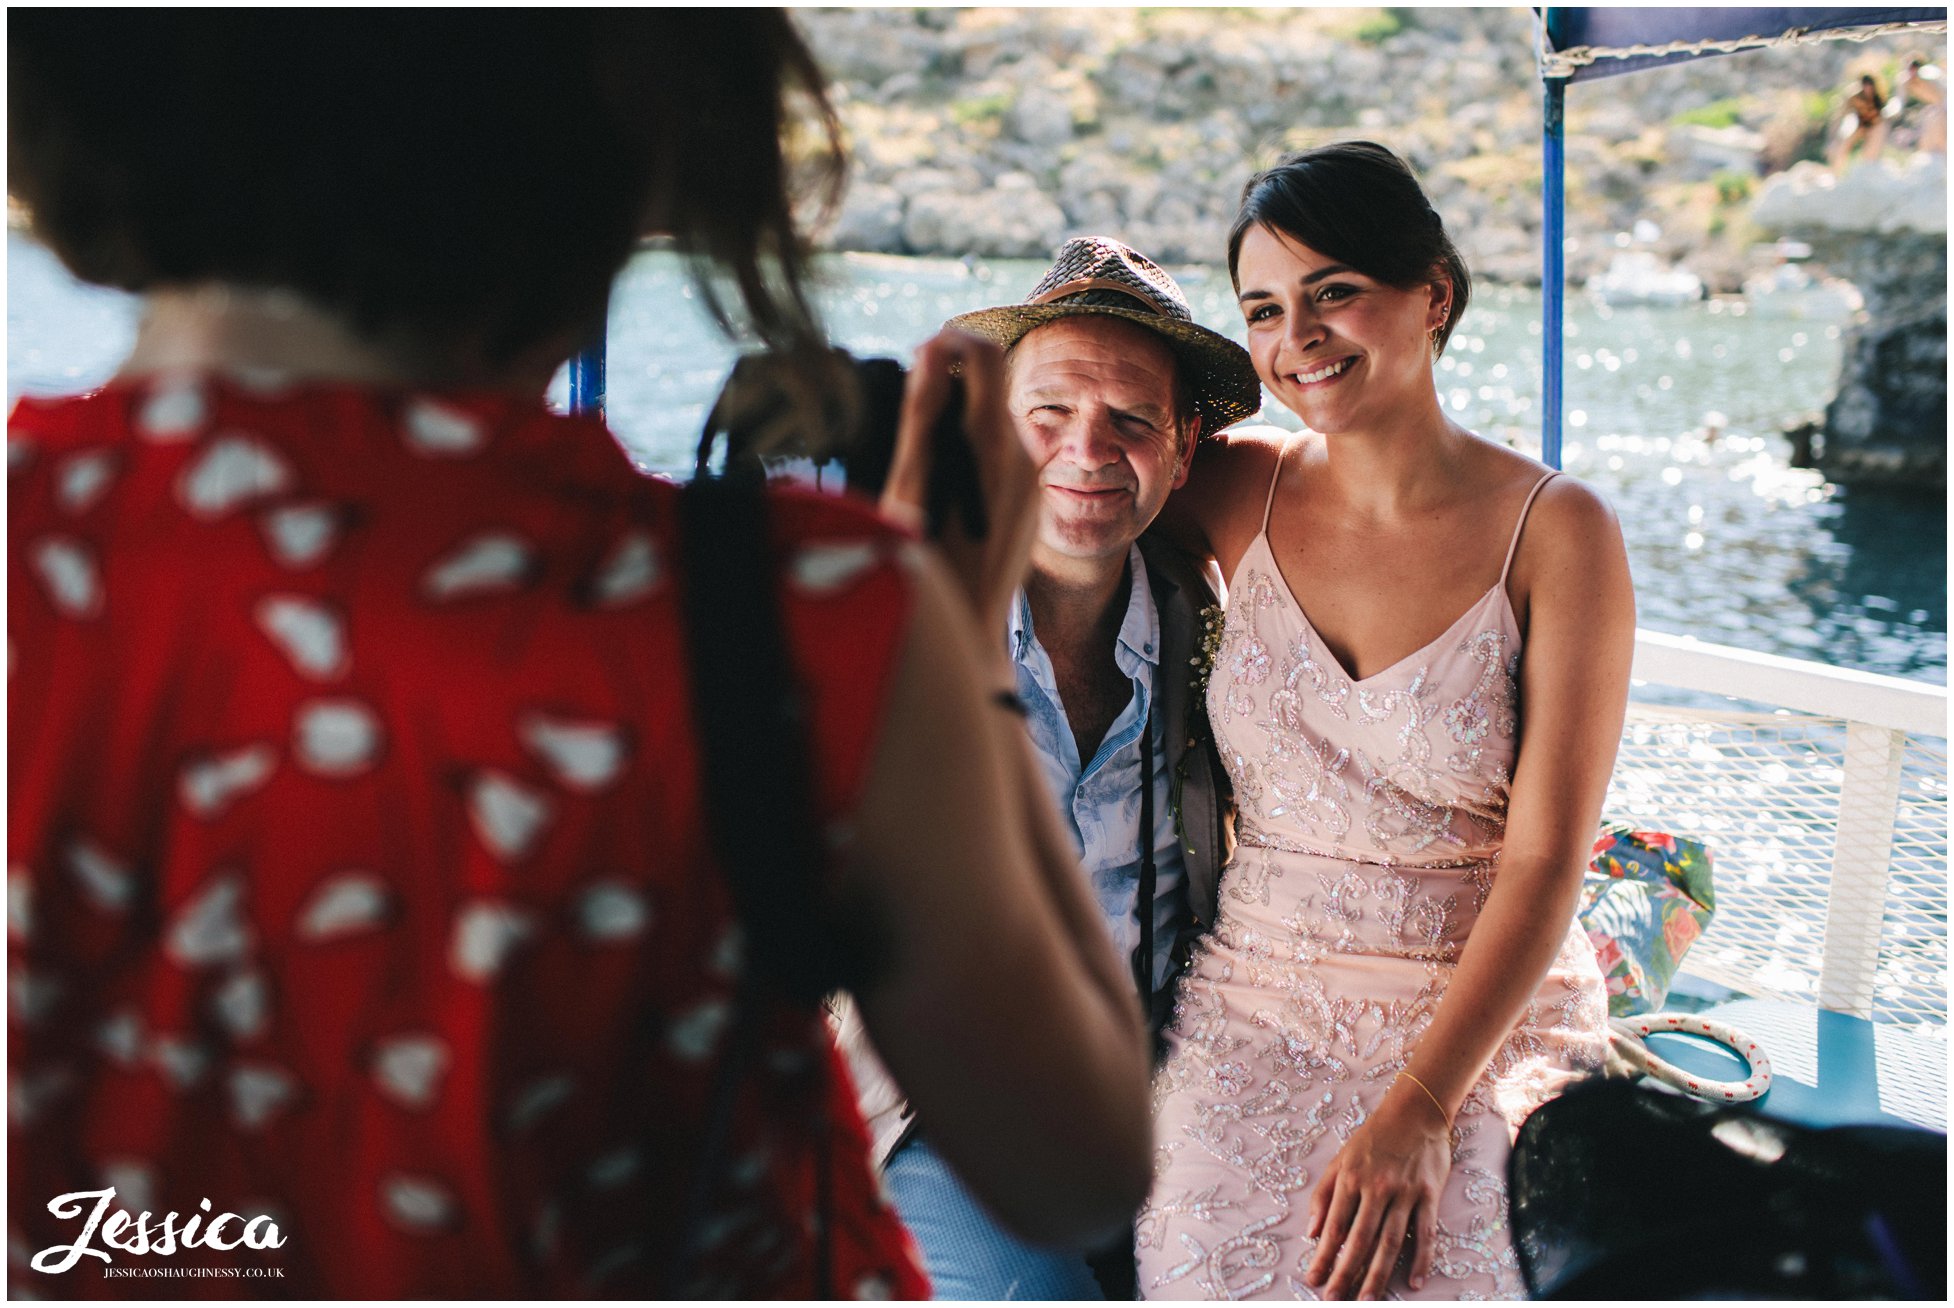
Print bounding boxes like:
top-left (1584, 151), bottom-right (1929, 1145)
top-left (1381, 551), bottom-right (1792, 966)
top-left (9, 234), bottom-right (1944, 686)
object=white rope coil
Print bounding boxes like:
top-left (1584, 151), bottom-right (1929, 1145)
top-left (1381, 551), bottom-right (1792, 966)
top-left (1605, 1013), bottom-right (1775, 1103)
top-left (1541, 20), bottom-right (1948, 80)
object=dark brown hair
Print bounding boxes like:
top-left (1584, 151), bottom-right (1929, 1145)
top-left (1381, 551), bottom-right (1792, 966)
top-left (1226, 141), bottom-right (1471, 356)
top-left (7, 10), bottom-right (842, 379)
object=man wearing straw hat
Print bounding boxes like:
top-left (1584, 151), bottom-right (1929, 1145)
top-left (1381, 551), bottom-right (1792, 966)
top-left (837, 236), bottom-right (1260, 1298)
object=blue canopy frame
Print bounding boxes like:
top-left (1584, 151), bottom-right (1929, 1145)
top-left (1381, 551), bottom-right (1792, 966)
top-left (568, 331), bottom-right (605, 419)
top-left (1536, 6), bottom-right (1947, 467)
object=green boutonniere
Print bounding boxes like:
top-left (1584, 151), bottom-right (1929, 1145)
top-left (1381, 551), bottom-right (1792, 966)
top-left (1190, 603), bottom-right (1227, 699)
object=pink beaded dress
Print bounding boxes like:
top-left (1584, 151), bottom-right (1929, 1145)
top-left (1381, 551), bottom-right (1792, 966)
top-left (1138, 448), bottom-right (1607, 1300)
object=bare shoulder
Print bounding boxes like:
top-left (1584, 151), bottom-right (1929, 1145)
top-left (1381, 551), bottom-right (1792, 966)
top-left (1458, 432), bottom-right (1631, 624)
top-left (1213, 423), bottom-right (1294, 457)
top-left (1524, 470), bottom-right (1625, 552)
top-left (1507, 467), bottom-right (1634, 632)
top-left (1463, 436), bottom-right (1621, 548)
top-left (1198, 424), bottom-right (1292, 497)
top-left (1166, 423), bottom-right (1294, 563)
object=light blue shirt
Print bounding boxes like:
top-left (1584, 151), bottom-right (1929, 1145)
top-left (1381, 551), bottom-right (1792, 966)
top-left (1008, 545), bottom-right (1187, 996)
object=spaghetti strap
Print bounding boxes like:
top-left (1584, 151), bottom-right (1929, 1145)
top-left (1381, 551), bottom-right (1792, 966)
top-left (1499, 471), bottom-right (1562, 585)
top-left (1259, 439), bottom-right (1288, 535)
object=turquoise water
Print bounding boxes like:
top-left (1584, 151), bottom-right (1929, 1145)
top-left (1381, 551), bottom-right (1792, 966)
top-left (9, 233), bottom-right (1945, 684)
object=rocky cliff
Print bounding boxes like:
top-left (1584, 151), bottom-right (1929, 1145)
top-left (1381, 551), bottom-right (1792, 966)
top-left (795, 7), bottom-right (1939, 289)
top-left (1754, 156), bottom-right (1947, 494)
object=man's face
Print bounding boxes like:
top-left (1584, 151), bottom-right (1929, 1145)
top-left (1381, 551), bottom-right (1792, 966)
top-left (1007, 317), bottom-right (1193, 568)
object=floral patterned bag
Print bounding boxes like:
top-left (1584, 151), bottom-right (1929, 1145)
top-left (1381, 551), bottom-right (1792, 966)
top-left (1578, 822), bottom-right (1716, 1017)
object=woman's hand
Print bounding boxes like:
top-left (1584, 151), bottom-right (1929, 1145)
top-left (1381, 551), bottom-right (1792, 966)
top-left (879, 329), bottom-right (1039, 640)
top-left (1302, 1090), bottom-right (1452, 1300)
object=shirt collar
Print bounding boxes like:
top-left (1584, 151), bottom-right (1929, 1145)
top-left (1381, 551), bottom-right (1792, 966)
top-left (1008, 588), bottom-right (1035, 662)
top-left (1009, 544), bottom-right (1158, 669)
top-left (1116, 544), bottom-right (1160, 671)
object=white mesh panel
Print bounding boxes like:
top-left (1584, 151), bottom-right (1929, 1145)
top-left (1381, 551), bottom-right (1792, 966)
top-left (1605, 704), bottom-right (1946, 1033)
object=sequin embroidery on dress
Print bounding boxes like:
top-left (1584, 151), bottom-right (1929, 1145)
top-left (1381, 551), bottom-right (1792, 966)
top-left (1138, 461), bottom-right (1606, 1302)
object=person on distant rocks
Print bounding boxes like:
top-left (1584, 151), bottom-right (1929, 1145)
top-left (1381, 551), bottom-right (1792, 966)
top-left (1832, 73), bottom-right (1890, 168)
top-left (835, 237), bottom-right (1259, 1300)
top-left (1895, 56), bottom-right (1946, 155)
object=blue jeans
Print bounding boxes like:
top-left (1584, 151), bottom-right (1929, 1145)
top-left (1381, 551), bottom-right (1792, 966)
top-left (884, 1134), bottom-right (1107, 1301)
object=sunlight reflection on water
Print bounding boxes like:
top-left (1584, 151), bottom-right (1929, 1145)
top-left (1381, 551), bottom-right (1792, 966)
top-left (9, 236), bottom-right (1942, 684)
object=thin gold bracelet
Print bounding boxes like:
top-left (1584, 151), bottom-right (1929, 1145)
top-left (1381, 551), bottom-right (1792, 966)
top-left (1398, 1070), bottom-right (1451, 1128)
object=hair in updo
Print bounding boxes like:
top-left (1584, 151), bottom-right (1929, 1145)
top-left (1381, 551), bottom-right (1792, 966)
top-left (1226, 141), bottom-right (1471, 357)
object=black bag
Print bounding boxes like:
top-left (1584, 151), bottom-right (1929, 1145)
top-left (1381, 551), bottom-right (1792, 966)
top-left (1509, 1077), bottom-right (1946, 1299)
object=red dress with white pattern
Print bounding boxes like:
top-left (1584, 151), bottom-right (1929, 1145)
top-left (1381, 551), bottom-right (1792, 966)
top-left (7, 375), bottom-right (929, 1299)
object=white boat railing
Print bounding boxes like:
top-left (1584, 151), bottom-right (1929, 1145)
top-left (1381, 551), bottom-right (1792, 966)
top-left (1612, 630), bottom-right (1947, 1031)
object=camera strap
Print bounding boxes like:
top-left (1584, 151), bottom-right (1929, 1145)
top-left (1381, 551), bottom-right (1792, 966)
top-left (1133, 706), bottom-right (1157, 1021)
top-left (668, 468), bottom-right (837, 1296)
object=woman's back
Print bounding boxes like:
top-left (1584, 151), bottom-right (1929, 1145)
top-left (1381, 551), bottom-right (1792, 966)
top-left (9, 375), bottom-right (928, 1297)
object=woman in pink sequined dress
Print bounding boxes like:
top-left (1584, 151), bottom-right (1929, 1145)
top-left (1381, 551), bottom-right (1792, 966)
top-left (1138, 142), bottom-right (1634, 1300)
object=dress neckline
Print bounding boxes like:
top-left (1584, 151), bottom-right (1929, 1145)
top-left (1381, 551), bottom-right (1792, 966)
top-left (1237, 530), bottom-right (1517, 688)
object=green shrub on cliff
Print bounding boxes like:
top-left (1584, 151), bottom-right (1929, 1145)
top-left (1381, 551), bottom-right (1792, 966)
top-left (1354, 12), bottom-right (1402, 45)
top-left (950, 92), bottom-right (1011, 128)
top-left (1675, 97), bottom-right (1747, 129)
top-left (1713, 169), bottom-right (1754, 205)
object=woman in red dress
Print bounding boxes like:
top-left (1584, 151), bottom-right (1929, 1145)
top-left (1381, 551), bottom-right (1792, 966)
top-left (7, 12), bottom-right (1151, 1297)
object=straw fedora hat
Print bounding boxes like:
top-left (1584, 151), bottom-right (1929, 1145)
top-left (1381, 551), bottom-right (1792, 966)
top-left (948, 236), bottom-right (1261, 435)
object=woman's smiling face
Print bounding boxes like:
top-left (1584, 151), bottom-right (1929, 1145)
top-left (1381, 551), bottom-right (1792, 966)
top-left (1234, 223), bottom-right (1449, 435)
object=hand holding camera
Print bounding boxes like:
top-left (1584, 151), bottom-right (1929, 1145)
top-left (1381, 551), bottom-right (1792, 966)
top-left (700, 330), bottom-right (1039, 641)
top-left (880, 330), bottom-right (1040, 642)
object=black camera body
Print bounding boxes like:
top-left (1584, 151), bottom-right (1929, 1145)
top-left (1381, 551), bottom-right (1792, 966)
top-left (697, 348), bottom-right (987, 540)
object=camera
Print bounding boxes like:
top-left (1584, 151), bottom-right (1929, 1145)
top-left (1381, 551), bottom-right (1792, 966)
top-left (696, 347), bottom-right (987, 541)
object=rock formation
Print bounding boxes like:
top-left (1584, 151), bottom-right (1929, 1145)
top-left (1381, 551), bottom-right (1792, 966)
top-left (1754, 156), bottom-right (1947, 493)
top-left (795, 8), bottom-right (1939, 291)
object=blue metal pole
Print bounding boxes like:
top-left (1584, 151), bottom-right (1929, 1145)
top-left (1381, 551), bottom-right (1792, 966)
top-left (568, 333), bottom-right (606, 419)
top-left (1540, 9), bottom-right (1567, 470)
